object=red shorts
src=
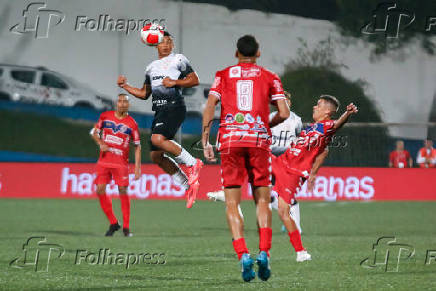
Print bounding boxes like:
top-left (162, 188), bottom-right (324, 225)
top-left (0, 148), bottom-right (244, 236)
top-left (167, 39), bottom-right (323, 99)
top-left (220, 147), bottom-right (271, 188)
top-left (95, 164), bottom-right (129, 187)
top-left (272, 156), bottom-right (305, 204)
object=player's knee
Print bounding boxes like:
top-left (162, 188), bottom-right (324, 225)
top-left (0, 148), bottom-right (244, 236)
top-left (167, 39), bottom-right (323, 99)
top-left (277, 205), bottom-right (289, 221)
top-left (151, 134), bottom-right (165, 147)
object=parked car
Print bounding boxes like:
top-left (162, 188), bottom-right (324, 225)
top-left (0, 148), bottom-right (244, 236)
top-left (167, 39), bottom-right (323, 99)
top-left (0, 64), bottom-right (112, 110)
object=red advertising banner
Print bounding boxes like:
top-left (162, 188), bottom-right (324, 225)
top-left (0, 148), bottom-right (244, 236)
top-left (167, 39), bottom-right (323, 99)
top-left (0, 163), bottom-right (435, 201)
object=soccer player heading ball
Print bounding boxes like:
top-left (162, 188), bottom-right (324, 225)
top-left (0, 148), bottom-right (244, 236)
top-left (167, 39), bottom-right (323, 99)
top-left (202, 35), bottom-right (291, 282)
top-left (90, 94), bottom-right (141, 237)
top-left (117, 30), bottom-right (203, 208)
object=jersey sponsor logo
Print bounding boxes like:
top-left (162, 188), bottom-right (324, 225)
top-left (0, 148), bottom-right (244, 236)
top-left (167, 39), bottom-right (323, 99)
top-left (229, 66), bottom-right (241, 78)
top-left (256, 115), bottom-right (264, 125)
top-left (108, 147), bottom-right (123, 156)
top-left (152, 75), bottom-right (165, 80)
top-left (235, 113), bottom-right (245, 123)
top-left (225, 114), bottom-right (234, 123)
top-left (155, 122), bottom-right (164, 127)
top-left (245, 113), bottom-right (255, 123)
top-left (304, 123), bottom-right (325, 134)
top-left (104, 134), bottom-right (123, 145)
top-left (102, 121), bottom-right (132, 135)
top-left (242, 67), bottom-right (261, 78)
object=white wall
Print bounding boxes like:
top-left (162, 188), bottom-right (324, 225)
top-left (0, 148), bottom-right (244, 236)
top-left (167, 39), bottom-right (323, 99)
top-left (1, 0), bottom-right (435, 138)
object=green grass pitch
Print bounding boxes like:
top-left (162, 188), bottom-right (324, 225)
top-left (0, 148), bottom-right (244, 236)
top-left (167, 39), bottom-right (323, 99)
top-left (0, 199), bottom-right (435, 290)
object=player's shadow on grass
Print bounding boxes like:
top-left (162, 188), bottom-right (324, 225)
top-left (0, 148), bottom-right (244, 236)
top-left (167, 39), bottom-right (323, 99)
top-left (34, 230), bottom-right (99, 236)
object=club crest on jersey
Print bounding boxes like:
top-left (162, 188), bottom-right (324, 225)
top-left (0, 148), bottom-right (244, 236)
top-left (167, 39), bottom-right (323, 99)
top-left (229, 66), bottom-right (241, 78)
top-left (102, 121), bottom-right (132, 135)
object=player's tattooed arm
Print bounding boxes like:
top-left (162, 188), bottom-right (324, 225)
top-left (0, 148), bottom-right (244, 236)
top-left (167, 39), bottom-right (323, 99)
top-left (307, 148), bottom-right (328, 192)
top-left (333, 103), bottom-right (358, 130)
top-left (134, 145), bottom-right (141, 180)
top-left (202, 93), bottom-right (219, 162)
top-left (162, 72), bottom-right (199, 88)
top-left (117, 75), bottom-right (151, 100)
top-left (90, 128), bottom-right (109, 152)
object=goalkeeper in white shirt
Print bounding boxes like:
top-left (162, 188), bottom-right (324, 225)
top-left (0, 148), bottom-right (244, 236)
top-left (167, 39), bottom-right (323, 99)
top-left (207, 92), bottom-right (327, 235)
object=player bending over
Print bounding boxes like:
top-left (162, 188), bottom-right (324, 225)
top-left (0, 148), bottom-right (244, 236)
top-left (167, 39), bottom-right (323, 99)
top-left (117, 30), bottom-right (202, 208)
top-left (90, 94), bottom-right (141, 237)
top-left (273, 95), bottom-right (358, 262)
top-left (202, 35), bottom-right (290, 282)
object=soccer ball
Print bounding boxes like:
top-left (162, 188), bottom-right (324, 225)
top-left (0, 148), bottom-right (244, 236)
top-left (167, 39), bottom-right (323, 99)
top-left (140, 24), bottom-right (164, 46)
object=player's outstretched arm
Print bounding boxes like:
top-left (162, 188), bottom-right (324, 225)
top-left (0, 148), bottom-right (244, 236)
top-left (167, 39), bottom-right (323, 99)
top-left (333, 103), bottom-right (358, 130)
top-left (134, 145), bottom-right (141, 180)
top-left (202, 94), bottom-right (219, 162)
top-left (162, 72), bottom-right (199, 88)
top-left (307, 148), bottom-right (328, 192)
top-left (117, 75), bottom-right (151, 100)
top-left (269, 99), bottom-right (290, 127)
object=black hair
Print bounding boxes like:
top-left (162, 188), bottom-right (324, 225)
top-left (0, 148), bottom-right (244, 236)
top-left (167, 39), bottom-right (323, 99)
top-left (237, 35), bottom-right (259, 57)
top-left (320, 95), bottom-right (340, 112)
top-left (164, 31), bottom-right (171, 37)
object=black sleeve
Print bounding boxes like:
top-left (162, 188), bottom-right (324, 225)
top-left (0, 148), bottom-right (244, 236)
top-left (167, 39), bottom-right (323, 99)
top-left (143, 72), bottom-right (151, 86)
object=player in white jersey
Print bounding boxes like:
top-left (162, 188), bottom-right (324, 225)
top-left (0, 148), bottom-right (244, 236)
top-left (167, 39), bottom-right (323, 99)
top-left (118, 31), bottom-right (203, 208)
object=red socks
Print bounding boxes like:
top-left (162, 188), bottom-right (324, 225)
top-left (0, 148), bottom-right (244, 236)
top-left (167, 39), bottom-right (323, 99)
top-left (119, 194), bottom-right (130, 229)
top-left (232, 238), bottom-right (249, 260)
top-left (259, 228), bottom-right (272, 256)
top-left (289, 230), bottom-right (304, 252)
top-left (98, 194), bottom-right (117, 225)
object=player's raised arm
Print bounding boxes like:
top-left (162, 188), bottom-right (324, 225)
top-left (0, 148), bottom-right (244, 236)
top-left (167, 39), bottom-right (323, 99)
top-left (333, 103), bottom-right (358, 130)
top-left (117, 75), bottom-right (151, 100)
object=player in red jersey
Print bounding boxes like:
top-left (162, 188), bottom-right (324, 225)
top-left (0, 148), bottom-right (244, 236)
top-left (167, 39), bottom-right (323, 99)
top-left (272, 95), bottom-right (358, 261)
top-left (91, 94), bottom-right (141, 237)
top-left (202, 35), bottom-right (290, 282)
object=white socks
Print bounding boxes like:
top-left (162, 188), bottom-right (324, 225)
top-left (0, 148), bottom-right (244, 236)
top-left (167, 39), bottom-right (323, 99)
top-left (175, 148), bottom-right (197, 167)
top-left (172, 170), bottom-right (189, 190)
